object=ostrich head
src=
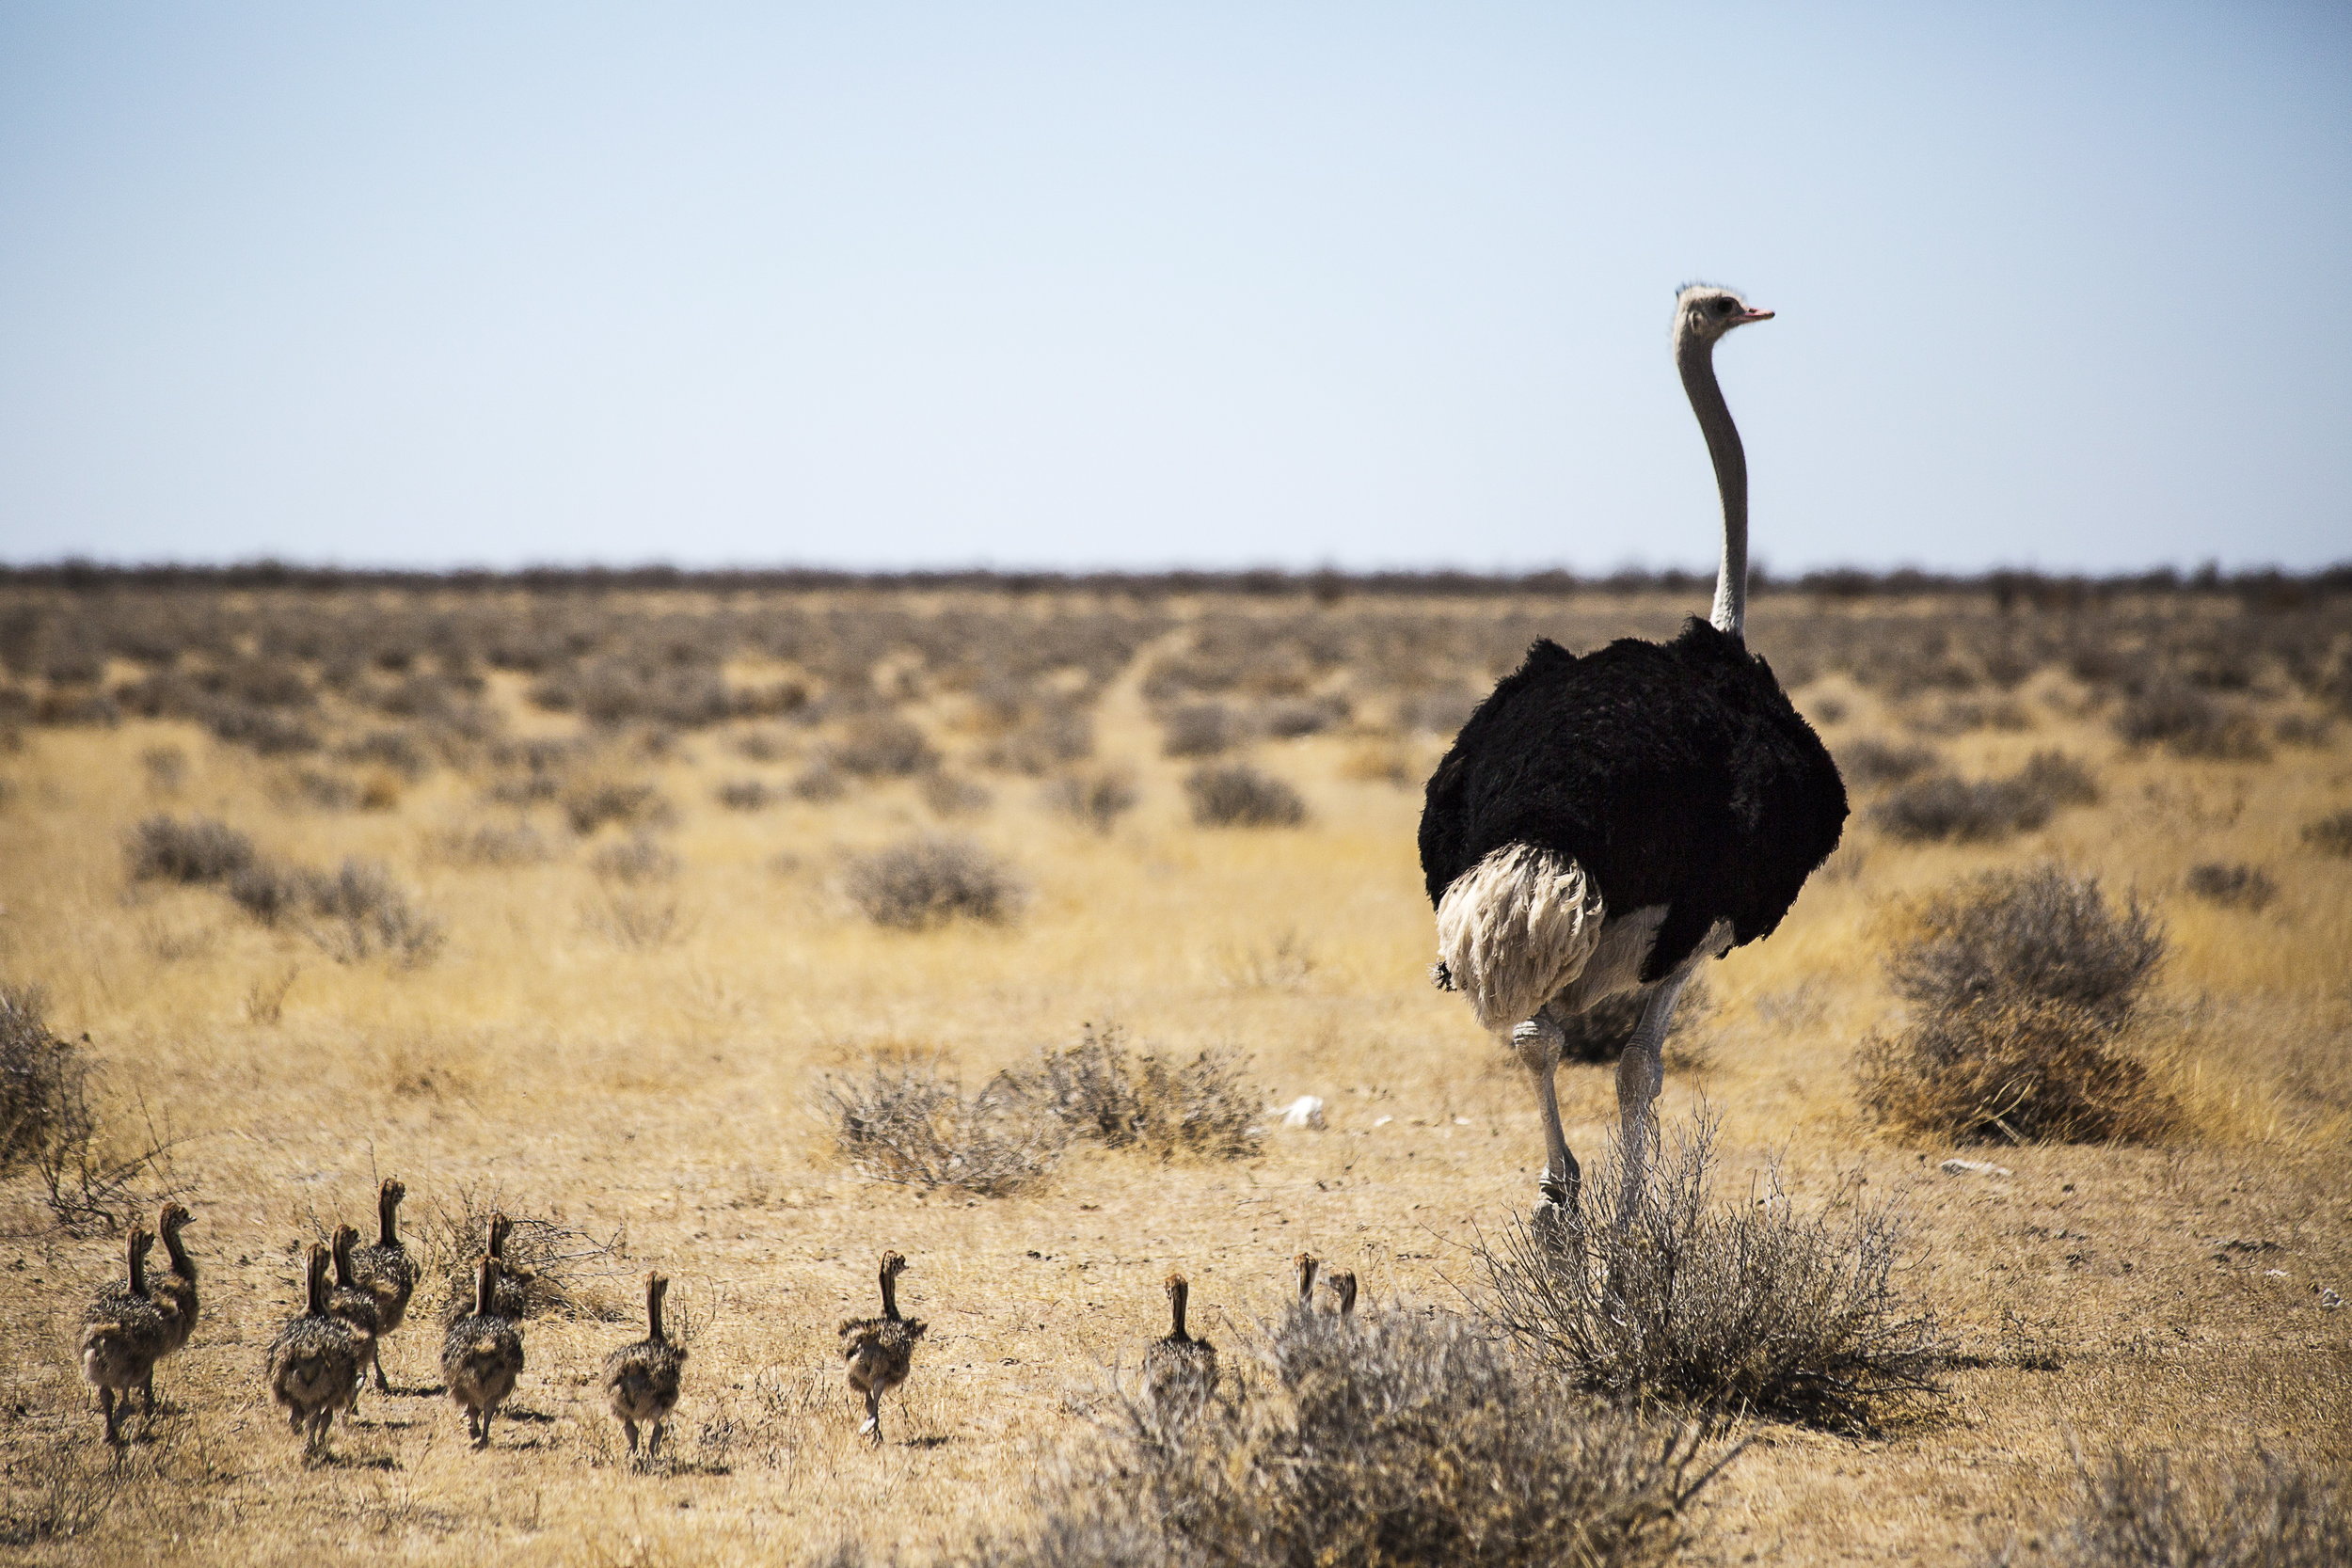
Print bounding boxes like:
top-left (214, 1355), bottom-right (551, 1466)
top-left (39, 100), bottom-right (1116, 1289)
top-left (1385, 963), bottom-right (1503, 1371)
top-left (1674, 284), bottom-right (1773, 350)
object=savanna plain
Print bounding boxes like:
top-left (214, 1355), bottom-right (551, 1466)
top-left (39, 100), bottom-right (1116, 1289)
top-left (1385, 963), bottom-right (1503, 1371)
top-left (1, 573), bottom-right (2347, 1567)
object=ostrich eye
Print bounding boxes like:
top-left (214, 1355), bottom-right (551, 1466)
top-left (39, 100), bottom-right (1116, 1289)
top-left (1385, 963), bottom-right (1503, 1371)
top-left (1714, 297), bottom-right (1737, 314)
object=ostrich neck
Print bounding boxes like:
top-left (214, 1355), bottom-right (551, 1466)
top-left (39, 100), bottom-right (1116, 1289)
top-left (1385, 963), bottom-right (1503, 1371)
top-left (880, 1268), bottom-right (900, 1323)
top-left (1677, 333), bottom-right (1748, 641)
top-left (647, 1282), bottom-right (666, 1342)
top-left (1170, 1286), bottom-right (1189, 1341)
top-left (128, 1239), bottom-right (149, 1298)
top-left (162, 1225), bottom-right (193, 1277)
top-left (377, 1193), bottom-right (400, 1248)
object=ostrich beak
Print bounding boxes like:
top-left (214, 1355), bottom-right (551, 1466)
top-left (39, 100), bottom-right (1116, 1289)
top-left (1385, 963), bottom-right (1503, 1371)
top-left (1737, 308), bottom-right (1775, 323)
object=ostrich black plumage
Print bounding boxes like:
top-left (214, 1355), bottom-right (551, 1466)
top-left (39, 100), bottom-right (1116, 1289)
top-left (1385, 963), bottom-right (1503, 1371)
top-left (1418, 285), bottom-right (1847, 1227)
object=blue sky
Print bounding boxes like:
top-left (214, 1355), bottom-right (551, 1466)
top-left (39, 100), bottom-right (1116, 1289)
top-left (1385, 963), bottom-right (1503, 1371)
top-left (1, 3), bottom-right (2345, 573)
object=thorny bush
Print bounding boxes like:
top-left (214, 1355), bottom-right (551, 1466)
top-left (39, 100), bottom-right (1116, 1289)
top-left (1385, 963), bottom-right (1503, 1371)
top-left (1984, 1450), bottom-right (2351, 1568)
top-left (1479, 1115), bottom-right (1943, 1433)
top-left (1000, 1024), bottom-right (1262, 1161)
top-left (996, 1303), bottom-right (1728, 1568)
top-left (844, 836), bottom-right (1026, 930)
top-left (0, 986), bottom-right (176, 1232)
top-left (1184, 765), bottom-right (1308, 828)
top-left (818, 1053), bottom-right (1065, 1197)
top-left (420, 1189), bottom-right (629, 1324)
top-left (1856, 865), bottom-right (2176, 1143)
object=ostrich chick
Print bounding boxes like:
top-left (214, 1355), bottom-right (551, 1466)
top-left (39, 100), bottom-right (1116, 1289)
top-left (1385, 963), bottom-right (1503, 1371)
top-left (443, 1212), bottom-right (536, 1325)
top-left (1290, 1253), bottom-right (1319, 1317)
top-left (1139, 1273), bottom-right (1217, 1414)
top-left (442, 1255), bottom-right (525, 1450)
top-left (87, 1202), bottom-right (199, 1416)
top-left (80, 1227), bottom-right (182, 1446)
top-left (603, 1272), bottom-right (687, 1465)
top-left (327, 1224), bottom-right (384, 1347)
top-left (348, 1178), bottom-right (418, 1392)
top-left (266, 1243), bottom-right (365, 1458)
top-left (837, 1251), bottom-right (925, 1443)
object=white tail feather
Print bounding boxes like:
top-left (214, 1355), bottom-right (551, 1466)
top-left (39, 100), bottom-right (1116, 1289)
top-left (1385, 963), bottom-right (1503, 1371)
top-left (1435, 845), bottom-right (1606, 1032)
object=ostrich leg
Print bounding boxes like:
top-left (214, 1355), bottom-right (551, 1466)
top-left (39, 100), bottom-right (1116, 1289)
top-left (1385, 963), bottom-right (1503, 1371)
top-left (1512, 1014), bottom-right (1580, 1223)
top-left (1613, 970), bottom-right (1694, 1227)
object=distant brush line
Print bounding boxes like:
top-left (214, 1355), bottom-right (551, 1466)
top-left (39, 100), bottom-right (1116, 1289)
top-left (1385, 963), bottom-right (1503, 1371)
top-left (2, 562), bottom-right (2348, 600)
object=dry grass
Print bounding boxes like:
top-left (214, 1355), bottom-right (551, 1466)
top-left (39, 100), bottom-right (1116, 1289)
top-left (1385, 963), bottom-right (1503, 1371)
top-left (0, 580), bottom-right (2347, 1566)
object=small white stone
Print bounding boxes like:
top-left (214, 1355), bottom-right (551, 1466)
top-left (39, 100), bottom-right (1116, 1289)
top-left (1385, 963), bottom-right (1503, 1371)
top-left (1278, 1095), bottom-right (1327, 1130)
top-left (1939, 1158), bottom-right (2014, 1178)
top-left (1373, 1115), bottom-right (1394, 1128)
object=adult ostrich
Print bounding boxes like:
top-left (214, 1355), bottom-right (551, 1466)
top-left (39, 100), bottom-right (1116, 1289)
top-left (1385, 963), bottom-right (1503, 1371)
top-left (1418, 284), bottom-right (1846, 1228)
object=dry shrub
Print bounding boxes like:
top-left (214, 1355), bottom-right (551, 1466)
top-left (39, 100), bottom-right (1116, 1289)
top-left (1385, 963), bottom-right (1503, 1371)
top-left (302, 860), bottom-right (446, 965)
top-left (1870, 776), bottom-right (2031, 841)
top-left (1868, 751), bottom-right (2096, 843)
top-left (733, 727), bottom-right (793, 763)
top-left (1857, 1000), bottom-right (2178, 1145)
top-left (227, 858), bottom-right (444, 966)
top-left (1002, 1024), bottom-right (1261, 1160)
top-left (422, 1190), bottom-right (628, 1323)
top-left (845, 835), bottom-right (1026, 930)
top-left (124, 815), bottom-right (255, 884)
top-left (1042, 768), bottom-right (1139, 833)
top-left (818, 1053), bottom-right (1064, 1196)
top-left (1161, 702), bottom-right (1242, 758)
top-left (1838, 737), bottom-right (1940, 789)
top-left (825, 715), bottom-right (937, 778)
top-left (982, 705), bottom-right (1095, 774)
top-left (2114, 686), bottom-right (2272, 760)
top-left (1184, 765), bottom-right (1307, 828)
top-left (207, 703), bottom-right (318, 755)
top-left (1479, 1117), bottom-right (1942, 1433)
top-left (791, 763), bottom-right (848, 802)
top-left (1262, 695), bottom-right (1345, 738)
top-left (589, 833), bottom-right (678, 884)
top-left (2301, 810), bottom-right (2352, 858)
top-left (0, 986), bottom-right (87, 1180)
top-left (1987, 1451), bottom-right (2351, 1568)
top-left (560, 777), bottom-right (675, 835)
top-left (2017, 749), bottom-right (2102, 806)
top-left (1887, 864), bottom-right (2161, 1025)
top-left (715, 777), bottom-right (777, 811)
top-left (2273, 712), bottom-right (2332, 748)
top-left (2184, 862), bottom-right (2277, 911)
top-left (1856, 865), bottom-right (2176, 1143)
top-left (1010, 1306), bottom-right (1723, 1568)
top-left (0, 1433), bottom-right (145, 1546)
top-left (0, 987), bottom-right (175, 1232)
